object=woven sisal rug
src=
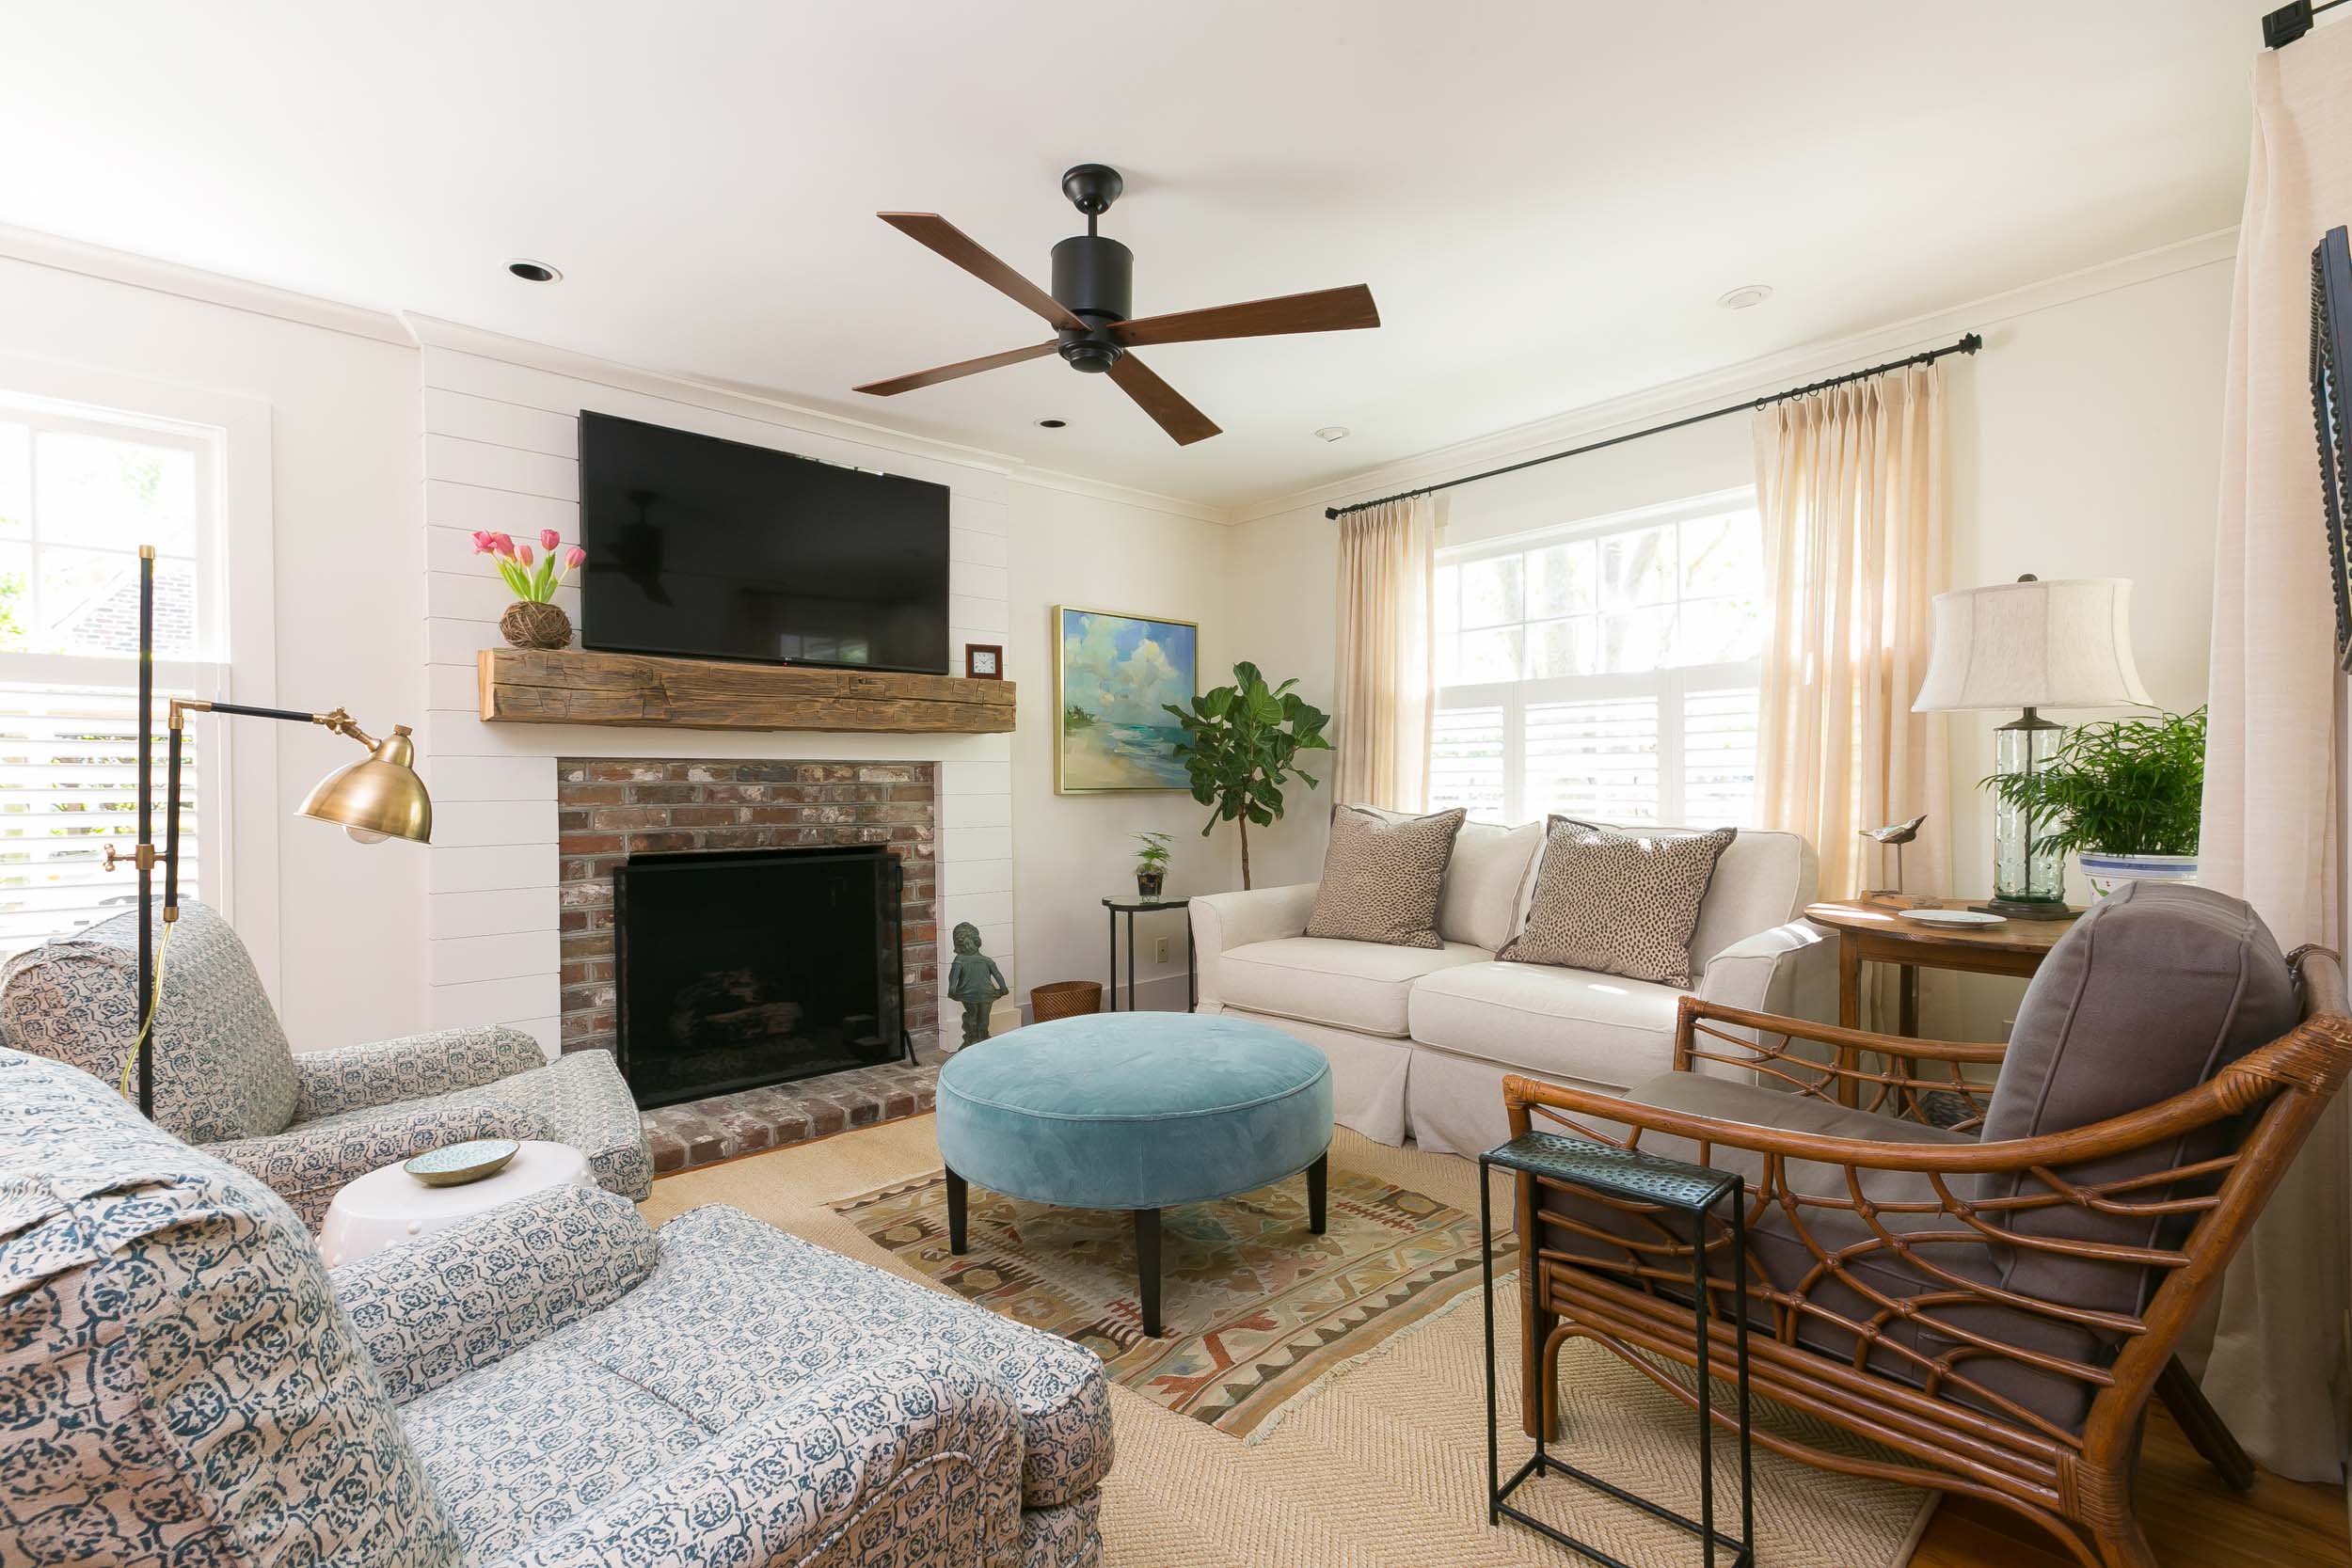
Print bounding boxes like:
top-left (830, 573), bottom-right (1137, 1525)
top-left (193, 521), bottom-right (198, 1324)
top-left (833, 1165), bottom-right (1498, 1440)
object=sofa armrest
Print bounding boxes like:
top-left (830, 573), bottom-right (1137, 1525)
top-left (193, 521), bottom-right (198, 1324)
top-left (477, 1350), bottom-right (1025, 1568)
top-left (209, 1099), bottom-right (559, 1228)
top-left (1695, 920), bottom-right (1834, 1017)
top-left (1190, 882), bottom-right (1318, 1009)
top-left (332, 1184), bottom-right (660, 1403)
top-left (295, 1024), bottom-right (548, 1120)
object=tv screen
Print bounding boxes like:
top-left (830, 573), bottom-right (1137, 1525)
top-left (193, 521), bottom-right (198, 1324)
top-left (578, 411), bottom-right (951, 673)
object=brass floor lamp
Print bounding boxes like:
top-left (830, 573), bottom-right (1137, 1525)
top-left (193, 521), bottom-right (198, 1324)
top-left (110, 545), bottom-right (433, 1117)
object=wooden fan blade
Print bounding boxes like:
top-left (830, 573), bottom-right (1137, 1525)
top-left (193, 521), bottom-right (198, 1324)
top-left (879, 213), bottom-right (1088, 333)
top-left (1109, 284), bottom-right (1378, 347)
top-left (854, 341), bottom-right (1059, 396)
top-left (1106, 354), bottom-right (1220, 446)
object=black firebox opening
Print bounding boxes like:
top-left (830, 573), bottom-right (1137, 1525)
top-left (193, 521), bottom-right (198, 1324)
top-left (612, 845), bottom-right (909, 1108)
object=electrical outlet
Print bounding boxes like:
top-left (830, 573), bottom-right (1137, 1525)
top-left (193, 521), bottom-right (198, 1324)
top-left (1154, 936), bottom-right (1170, 964)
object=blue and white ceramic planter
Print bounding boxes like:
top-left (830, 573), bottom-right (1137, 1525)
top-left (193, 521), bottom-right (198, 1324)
top-left (2078, 851), bottom-right (2199, 898)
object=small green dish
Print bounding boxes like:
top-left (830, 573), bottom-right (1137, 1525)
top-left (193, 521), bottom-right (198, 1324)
top-left (405, 1138), bottom-right (521, 1187)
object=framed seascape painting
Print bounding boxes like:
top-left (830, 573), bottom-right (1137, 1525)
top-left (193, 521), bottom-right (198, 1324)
top-left (1055, 605), bottom-right (1199, 793)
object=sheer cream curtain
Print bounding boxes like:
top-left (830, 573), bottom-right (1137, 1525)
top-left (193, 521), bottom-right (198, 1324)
top-left (2189, 24), bottom-right (2352, 1484)
top-left (1332, 496), bottom-right (1437, 811)
top-left (1753, 363), bottom-right (1950, 904)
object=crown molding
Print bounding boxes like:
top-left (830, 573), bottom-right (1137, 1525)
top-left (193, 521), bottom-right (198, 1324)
top-left (0, 222), bottom-right (416, 347)
top-left (1227, 227), bottom-right (2240, 525)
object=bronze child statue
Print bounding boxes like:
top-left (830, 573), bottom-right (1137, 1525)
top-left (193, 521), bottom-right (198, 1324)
top-left (946, 921), bottom-right (1009, 1048)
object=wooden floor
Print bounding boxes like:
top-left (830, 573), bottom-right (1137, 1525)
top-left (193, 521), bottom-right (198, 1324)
top-left (1912, 1407), bottom-right (2348, 1568)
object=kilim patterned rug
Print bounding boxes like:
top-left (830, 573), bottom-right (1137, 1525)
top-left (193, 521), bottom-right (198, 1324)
top-left (834, 1164), bottom-right (1505, 1440)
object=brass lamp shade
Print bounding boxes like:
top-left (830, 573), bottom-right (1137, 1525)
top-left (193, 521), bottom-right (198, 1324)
top-left (297, 723), bottom-right (433, 845)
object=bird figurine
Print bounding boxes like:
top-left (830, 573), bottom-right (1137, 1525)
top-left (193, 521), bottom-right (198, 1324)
top-left (1859, 814), bottom-right (1929, 904)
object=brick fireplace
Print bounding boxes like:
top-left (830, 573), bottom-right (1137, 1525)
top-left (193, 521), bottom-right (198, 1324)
top-left (551, 757), bottom-right (945, 1168)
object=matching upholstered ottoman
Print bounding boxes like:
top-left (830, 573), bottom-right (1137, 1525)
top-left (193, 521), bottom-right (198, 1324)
top-left (937, 1011), bottom-right (1335, 1337)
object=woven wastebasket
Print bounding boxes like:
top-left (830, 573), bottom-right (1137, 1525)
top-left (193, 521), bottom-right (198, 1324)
top-left (1029, 980), bottom-right (1104, 1022)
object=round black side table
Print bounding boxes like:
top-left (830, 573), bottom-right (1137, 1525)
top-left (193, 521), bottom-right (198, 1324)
top-left (1101, 895), bottom-right (1196, 1012)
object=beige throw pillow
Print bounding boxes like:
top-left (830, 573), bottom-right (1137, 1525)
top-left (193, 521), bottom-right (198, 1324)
top-left (1499, 818), bottom-right (1738, 987)
top-left (1305, 804), bottom-right (1468, 949)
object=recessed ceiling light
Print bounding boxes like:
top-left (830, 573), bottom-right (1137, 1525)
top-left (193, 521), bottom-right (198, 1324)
top-left (1035, 418), bottom-right (1068, 429)
top-left (1717, 284), bottom-right (1772, 310)
top-left (1314, 425), bottom-right (1351, 442)
top-left (507, 260), bottom-right (562, 283)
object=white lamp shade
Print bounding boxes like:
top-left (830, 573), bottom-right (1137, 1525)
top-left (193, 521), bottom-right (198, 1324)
top-left (1911, 577), bottom-right (2153, 713)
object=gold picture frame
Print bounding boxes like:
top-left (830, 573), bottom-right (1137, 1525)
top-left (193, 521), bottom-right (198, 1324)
top-left (1053, 604), bottom-right (1200, 795)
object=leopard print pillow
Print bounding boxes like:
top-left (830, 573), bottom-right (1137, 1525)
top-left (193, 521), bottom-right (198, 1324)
top-left (1499, 818), bottom-right (1737, 987)
top-left (1305, 805), bottom-right (1468, 949)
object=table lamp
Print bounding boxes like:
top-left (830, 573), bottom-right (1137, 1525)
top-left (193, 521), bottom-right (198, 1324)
top-left (1911, 574), bottom-right (2151, 919)
top-left (106, 546), bottom-right (432, 1117)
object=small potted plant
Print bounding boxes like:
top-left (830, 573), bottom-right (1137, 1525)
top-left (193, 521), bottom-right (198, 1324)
top-left (1132, 831), bottom-right (1172, 900)
top-left (474, 529), bottom-right (588, 649)
top-left (1984, 706), bottom-right (2205, 897)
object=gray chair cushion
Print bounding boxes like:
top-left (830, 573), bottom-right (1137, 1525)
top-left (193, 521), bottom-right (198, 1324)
top-left (0, 901), bottom-right (298, 1143)
top-left (1542, 1073), bottom-right (2109, 1434)
top-left (1978, 880), bottom-right (2297, 1317)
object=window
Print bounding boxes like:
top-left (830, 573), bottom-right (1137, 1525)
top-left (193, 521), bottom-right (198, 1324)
top-left (1430, 489), bottom-right (1763, 828)
top-left (0, 399), bottom-right (225, 957)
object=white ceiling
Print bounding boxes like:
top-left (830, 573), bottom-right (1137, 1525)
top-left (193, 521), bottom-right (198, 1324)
top-left (0, 2), bottom-right (2261, 509)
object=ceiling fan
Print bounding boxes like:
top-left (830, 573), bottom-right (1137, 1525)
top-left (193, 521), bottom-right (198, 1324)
top-left (853, 164), bottom-right (1379, 446)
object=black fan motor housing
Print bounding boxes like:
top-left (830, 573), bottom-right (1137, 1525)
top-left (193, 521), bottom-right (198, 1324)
top-left (1052, 235), bottom-right (1132, 372)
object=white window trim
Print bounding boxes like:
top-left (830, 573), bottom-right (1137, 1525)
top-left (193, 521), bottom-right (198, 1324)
top-left (1435, 484), bottom-right (1762, 829)
top-left (0, 353), bottom-right (279, 998)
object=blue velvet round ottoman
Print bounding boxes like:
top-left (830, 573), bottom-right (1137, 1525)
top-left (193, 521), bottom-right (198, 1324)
top-left (935, 1011), bottom-right (1334, 1337)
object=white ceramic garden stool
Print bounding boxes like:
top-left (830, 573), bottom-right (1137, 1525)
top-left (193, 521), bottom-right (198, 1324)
top-left (319, 1139), bottom-right (594, 1266)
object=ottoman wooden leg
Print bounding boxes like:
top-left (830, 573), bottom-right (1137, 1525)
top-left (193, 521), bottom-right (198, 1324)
top-left (946, 1168), bottom-right (968, 1255)
top-left (1307, 1149), bottom-right (1328, 1235)
top-left (1136, 1208), bottom-right (1162, 1338)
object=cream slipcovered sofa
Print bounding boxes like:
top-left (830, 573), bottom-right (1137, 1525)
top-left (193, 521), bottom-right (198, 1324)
top-left (1189, 817), bottom-right (1832, 1154)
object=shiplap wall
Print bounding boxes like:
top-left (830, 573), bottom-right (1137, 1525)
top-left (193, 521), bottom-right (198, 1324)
top-left (417, 341), bottom-right (1016, 1055)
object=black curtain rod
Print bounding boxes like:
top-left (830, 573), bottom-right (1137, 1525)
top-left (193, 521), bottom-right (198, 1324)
top-left (1324, 332), bottom-right (1982, 522)
top-left (2264, 0), bottom-right (2344, 48)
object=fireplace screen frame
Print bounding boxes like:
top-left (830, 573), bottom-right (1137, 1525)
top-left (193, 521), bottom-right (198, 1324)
top-left (612, 844), bottom-right (911, 1108)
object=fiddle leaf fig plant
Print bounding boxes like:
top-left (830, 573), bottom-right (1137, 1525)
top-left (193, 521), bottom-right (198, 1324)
top-left (1165, 661), bottom-right (1332, 890)
top-left (1982, 706), bottom-right (2206, 858)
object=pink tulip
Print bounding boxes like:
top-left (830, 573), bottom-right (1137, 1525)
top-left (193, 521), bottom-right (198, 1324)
top-left (565, 546), bottom-right (587, 568)
top-left (470, 530), bottom-right (496, 554)
top-left (540, 529), bottom-right (561, 551)
top-left (490, 532), bottom-right (516, 558)
top-left (517, 544), bottom-right (534, 566)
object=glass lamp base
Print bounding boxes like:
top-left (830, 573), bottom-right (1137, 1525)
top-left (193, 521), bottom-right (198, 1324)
top-left (1990, 709), bottom-right (2066, 908)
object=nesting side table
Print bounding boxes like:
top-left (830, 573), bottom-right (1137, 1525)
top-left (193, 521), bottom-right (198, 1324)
top-left (1480, 1130), bottom-right (1753, 1568)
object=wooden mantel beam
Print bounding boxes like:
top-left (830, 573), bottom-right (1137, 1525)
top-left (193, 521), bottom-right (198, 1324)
top-left (477, 648), bottom-right (1016, 735)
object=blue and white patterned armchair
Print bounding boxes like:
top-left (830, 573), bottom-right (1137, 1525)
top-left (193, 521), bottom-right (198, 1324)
top-left (0, 1046), bottom-right (1113, 1567)
top-left (0, 902), bottom-right (650, 1227)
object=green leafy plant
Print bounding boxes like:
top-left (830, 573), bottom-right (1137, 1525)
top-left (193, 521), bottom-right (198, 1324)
top-left (1132, 831), bottom-right (1172, 875)
top-left (1164, 662), bottom-right (1331, 889)
top-left (1982, 706), bottom-right (2206, 858)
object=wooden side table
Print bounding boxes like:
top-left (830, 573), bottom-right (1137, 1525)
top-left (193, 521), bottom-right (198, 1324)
top-left (1803, 895), bottom-right (2080, 1102)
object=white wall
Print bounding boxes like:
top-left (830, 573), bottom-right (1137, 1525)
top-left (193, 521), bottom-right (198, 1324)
top-left (0, 248), bottom-right (428, 1050)
top-left (1007, 481), bottom-right (1241, 1009)
top-left (1224, 243), bottom-right (2236, 1037)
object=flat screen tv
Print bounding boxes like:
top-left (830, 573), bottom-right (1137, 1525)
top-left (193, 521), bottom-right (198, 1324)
top-left (578, 411), bottom-right (951, 673)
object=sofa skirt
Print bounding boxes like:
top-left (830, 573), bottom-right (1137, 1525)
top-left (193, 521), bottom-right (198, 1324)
top-left (1193, 1004), bottom-right (1411, 1146)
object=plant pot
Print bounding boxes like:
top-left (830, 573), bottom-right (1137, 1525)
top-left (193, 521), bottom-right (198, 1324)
top-left (500, 600), bottom-right (572, 650)
top-left (2077, 851), bottom-right (2199, 899)
top-left (1135, 869), bottom-right (1166, 900)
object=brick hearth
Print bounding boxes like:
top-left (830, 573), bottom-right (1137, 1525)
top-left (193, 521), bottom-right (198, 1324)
top-left (553, 756), bottom-right (942, 1173)
top-left (642, 1051), bottom-right (944, 1174)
